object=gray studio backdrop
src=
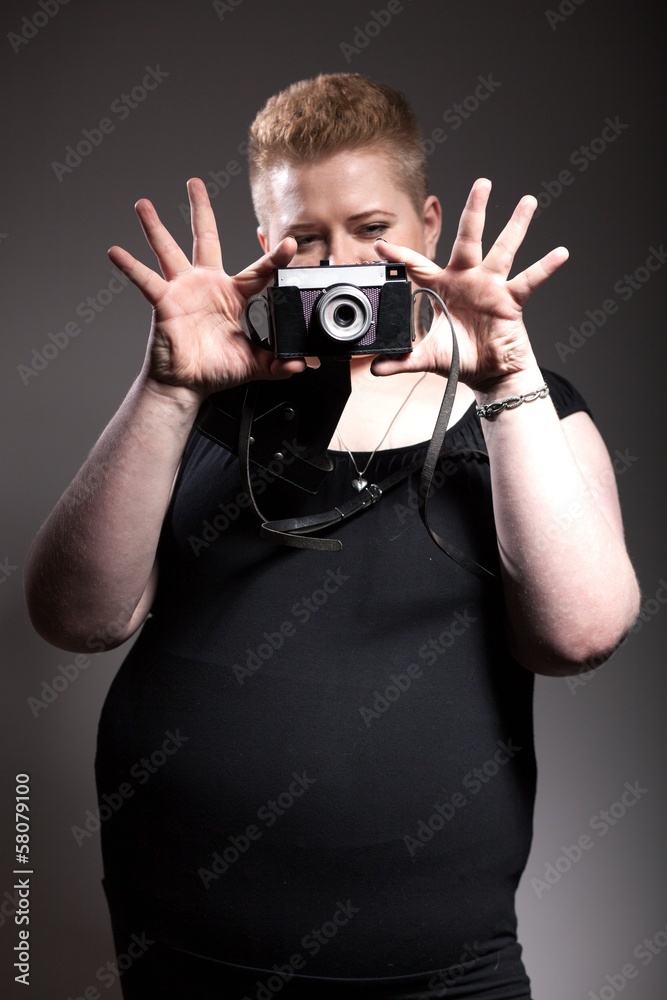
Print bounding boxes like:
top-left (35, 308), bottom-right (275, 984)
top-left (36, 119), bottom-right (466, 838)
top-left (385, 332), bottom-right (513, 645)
top-left (2, 0), bottom-right (665, 997)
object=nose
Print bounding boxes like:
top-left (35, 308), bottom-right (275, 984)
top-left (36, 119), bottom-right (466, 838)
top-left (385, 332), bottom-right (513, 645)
top-left (326, 233), bottom-right (368, 266)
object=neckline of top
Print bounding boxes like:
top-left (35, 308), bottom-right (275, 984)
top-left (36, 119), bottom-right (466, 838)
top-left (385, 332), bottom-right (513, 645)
top-left (326, 399), bottom-right (478, 459)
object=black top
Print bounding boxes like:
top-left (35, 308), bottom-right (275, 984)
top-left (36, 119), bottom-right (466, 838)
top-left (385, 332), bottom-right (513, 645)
top-left (96, 369), bottom-right (591, 997)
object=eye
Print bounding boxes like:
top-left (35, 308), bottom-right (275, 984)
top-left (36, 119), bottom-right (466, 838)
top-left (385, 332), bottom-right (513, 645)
top-left (359, 223), bottom-right (390, 238)
top-left (294, 234), bottom-right (322, 251)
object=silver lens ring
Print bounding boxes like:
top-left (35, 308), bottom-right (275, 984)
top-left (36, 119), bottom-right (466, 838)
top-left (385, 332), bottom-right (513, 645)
top-left (316, 285), bottom-right (373, 342)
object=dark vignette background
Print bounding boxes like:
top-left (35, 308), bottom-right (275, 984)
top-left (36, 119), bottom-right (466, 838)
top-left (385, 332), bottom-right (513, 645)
top-left (1, 0), bottom-right (665, 997)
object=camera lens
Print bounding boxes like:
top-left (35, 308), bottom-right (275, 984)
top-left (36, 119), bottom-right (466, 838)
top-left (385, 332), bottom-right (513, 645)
top-left (316, 285), bottom-right (373, 342)
top-left (333, 304), bottom-right (356, 328)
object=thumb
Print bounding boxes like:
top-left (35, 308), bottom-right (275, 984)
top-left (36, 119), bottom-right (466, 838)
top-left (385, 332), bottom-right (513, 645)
top-left (374, 238), bottom-right (441, 285)
top-left (370, 340), bottom-right (437, 378)
top-left (235, 237), bottom-right (298, 299)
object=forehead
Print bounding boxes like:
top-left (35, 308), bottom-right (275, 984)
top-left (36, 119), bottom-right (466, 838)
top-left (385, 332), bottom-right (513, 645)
top-left (261, 148), bottom-right (414, 230)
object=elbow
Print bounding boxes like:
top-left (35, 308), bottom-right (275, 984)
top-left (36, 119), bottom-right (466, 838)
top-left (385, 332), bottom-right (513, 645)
top-left (519, 633), bottom-right (630, 678)
top-left (24, 575), bottom-right (140, 654)
top-left (23, 541), bottom-right (153, 653)
top-left (26, 617), bottom-right (124, 654)
top-left (26, 612), bottom-right (137, 654)
top-left (513, 579), bottom-right (643, 678)
top-left (23, 541), bottom-right (80, 651)
top-left (24, 595), bottom-right (122, 654)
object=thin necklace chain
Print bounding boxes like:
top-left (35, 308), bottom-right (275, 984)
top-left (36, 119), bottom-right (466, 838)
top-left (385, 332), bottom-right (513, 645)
top-left (337, 372), bottom-right (427, 490)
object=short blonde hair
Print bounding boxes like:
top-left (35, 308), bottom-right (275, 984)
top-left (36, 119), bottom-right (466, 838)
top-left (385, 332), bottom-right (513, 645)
top-left (248, 73), bottom-right (428, 230)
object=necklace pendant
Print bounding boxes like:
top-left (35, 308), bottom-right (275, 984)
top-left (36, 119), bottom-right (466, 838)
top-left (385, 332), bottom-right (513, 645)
top-left (352, 477), bottom-right (368, 492)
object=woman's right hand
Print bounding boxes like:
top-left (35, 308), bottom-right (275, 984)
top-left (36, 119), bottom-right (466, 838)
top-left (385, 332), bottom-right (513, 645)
top-left (108, 177), bottom-right (305, 403)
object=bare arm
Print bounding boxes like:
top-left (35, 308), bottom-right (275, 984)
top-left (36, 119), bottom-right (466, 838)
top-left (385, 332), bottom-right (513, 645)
top-left (473, 370), bottom-right (639, 675)
top-left (24, 377), bottom-right (199, 651)
top-left (372, 179), bottom-right (640, 675)
top-left (25, 179), bottom-right (304, 652)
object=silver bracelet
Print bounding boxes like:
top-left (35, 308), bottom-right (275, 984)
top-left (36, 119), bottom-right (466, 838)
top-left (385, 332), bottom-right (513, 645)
top-left (476, 383), bottom-right (550, 420)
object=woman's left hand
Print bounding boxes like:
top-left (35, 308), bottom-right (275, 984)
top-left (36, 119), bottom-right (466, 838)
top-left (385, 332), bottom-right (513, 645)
top-left (371, 177), bottom-right (569, 391)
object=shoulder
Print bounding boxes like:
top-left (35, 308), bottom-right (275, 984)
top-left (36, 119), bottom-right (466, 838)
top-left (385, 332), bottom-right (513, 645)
top-left (542, 373), bottom-right (628, 540)
top-left (541, 368), bottom-right (593, 421)
top-left (443, 368), bottom-right (593, 455)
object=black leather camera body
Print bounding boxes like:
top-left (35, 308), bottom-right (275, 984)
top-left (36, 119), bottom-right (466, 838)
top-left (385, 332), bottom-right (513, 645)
top-left (265, 261), bottom-right (414, 358)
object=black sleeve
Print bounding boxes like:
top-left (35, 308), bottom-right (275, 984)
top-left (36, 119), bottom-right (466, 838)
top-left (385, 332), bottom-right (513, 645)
top-left (540, 368), bottom-right (594, 421)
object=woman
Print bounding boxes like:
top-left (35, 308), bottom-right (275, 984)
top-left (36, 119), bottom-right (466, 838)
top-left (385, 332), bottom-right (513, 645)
top-left (25, 74), bottom-right (639, 998)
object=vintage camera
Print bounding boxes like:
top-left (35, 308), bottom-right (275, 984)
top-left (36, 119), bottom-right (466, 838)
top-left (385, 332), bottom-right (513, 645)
top-left (264, 261), bottom-right (414, 358)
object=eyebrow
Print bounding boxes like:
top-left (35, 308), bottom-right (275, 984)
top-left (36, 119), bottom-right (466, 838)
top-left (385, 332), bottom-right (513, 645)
top-left (347, 209), bottom-right (398, 222)
top-left (279, 210), bottom-right (398, 238)
top-left (280, 222), bottom-right (322, 235)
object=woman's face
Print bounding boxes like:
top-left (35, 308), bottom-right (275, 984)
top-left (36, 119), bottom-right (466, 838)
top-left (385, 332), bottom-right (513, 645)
top-left (256, 147), bottom-right (441, 266)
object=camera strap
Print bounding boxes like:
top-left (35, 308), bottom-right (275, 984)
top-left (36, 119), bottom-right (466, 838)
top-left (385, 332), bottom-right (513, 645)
top-left (256, 435), bottom-right (492, 579)
top-left (200, 288), bottom-right (495, 580)
top-left (414, 320), bottom-right (496, 582)
top-left (237, 360), bottom-right (495, 581)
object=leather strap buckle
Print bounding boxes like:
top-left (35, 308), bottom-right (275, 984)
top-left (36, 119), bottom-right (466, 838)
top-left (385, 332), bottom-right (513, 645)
top-left (361, 483), bottom-right (382, 507)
